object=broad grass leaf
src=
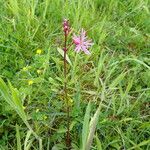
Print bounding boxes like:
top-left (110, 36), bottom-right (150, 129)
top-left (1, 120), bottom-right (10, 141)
top-left (0, 78), bottom-right (40, 143)
top-left (8, 81), bottom-right (27, 122)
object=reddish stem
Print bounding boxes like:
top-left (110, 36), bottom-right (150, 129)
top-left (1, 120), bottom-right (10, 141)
top-left (64, 31), bottom-right (71, 149)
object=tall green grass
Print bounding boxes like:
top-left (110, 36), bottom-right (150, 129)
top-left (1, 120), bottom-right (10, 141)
top-left (0, 0), bottom-right (149, 149)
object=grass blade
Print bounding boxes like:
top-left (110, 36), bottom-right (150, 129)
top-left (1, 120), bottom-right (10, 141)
top-left (81, 101), bottom-right (91, 150)
top-left (85, 105), bottom-right (101, 150)
top-left (95, 133), bottom-right (102, 150)
top-left (109, 72), bottom-right (126, 89)
top-left (16, 124), bottom-right (22, 150)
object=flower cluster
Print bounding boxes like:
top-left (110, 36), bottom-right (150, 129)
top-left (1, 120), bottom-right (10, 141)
top-left (63, 19), bottom-right (93, 55)
top-left (63, 19), bottom-right (70, 35)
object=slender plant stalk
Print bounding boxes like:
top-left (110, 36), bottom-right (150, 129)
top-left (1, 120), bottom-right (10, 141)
top-left (63, 28), bottom-right (71, 149)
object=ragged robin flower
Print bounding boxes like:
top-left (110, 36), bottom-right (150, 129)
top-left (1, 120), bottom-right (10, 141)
top-left (73, 29), bottom-right (93, 55)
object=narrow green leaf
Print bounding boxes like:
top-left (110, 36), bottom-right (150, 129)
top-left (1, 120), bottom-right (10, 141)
top-left (24, 130), bottom-right (32, 150)
top-left (121, 58), bottom-right (150, 70)
top-left (0, 78), bottom-right (14, 106)
top-left (8, 0), bottom-right (19, 18)
top-left (57, 48), bottom-right (72, 66)
top-left (16, 124), bottom-right (22, 150)
top-left (129, 139), bottom-right (150, 150)
top-left (85, 105), bottom-right (101, 150)
top-left (95, 133), bottom-right (102, 150)
top-left (94, 52), bottom-right (108, 87)
top-left (109, 72), bottom-right (126, 89)
top-left (81, 101), bottom-right (91, 150)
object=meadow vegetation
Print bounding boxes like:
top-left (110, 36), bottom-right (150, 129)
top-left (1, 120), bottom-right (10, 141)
top-left (0, 0), bottom-right (150, 149)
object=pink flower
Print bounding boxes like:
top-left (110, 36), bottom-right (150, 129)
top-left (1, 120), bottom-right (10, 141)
top-left (73, 29), bottom-right (93, 55)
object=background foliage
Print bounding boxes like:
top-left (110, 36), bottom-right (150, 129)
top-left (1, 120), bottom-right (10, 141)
top-left (0, 0), bottom-right (150, 149)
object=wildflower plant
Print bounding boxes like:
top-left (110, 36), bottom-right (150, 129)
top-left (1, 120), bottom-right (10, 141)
top-left (62, 19), bottom-right (93, 149)
top-left (62, 18), bottom-right (71, 149)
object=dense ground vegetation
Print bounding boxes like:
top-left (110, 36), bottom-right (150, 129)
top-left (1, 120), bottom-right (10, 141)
top-left (0, 0), bottom-right (150, 149)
